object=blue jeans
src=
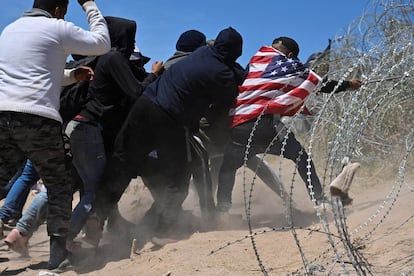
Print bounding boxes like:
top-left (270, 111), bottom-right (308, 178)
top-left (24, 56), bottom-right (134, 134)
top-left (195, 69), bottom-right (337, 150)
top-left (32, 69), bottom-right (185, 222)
top-left (16, 188), bottom-right (48, 237)
top-left (0, 159), bottom-right (40, 223)
top-left (0, 162), bottom-right (24, 200)
top-left (65, 120), bottom-right (106, 240)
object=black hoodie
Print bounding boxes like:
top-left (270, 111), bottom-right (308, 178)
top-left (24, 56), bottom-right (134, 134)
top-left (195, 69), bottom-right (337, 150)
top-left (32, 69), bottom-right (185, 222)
top-left (78, 16), bottom-right (157, 147)
top-left (144, 27), bottom-right (246, 130)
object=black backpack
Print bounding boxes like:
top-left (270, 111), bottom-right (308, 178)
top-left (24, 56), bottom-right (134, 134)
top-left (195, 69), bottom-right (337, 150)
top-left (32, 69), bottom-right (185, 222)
top-left (59, 56), bottom-right (98, 123)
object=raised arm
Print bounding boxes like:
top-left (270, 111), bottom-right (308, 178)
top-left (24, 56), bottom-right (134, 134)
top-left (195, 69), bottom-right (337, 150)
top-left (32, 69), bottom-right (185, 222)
top-left (62, 1), bottom-right (110, 56)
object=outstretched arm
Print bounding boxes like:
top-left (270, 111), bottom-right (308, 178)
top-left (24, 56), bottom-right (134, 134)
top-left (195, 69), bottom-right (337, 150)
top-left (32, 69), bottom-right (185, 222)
top-left (319, 78), bottom-right (362, 93)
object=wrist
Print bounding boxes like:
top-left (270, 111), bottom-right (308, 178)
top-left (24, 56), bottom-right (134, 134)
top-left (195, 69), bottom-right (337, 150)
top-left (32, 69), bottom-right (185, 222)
top-left (82, 1), bottom-right (97, 12)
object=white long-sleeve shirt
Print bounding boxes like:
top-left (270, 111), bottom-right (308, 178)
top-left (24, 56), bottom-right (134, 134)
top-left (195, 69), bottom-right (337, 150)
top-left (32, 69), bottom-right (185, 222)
top-left (0, 1), bottom-right (110, 123)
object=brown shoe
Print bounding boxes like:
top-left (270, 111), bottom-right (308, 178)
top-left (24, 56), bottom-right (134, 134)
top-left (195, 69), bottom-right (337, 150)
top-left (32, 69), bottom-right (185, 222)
top-left (4, 229), bottom-right (30, 257)
top-left (82, 214), bottom-right (104, 247)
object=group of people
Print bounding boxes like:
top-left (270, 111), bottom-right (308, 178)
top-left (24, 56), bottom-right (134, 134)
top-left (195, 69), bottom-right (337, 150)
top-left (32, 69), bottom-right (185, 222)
top-left (0, 0), bottom-right (362, 272)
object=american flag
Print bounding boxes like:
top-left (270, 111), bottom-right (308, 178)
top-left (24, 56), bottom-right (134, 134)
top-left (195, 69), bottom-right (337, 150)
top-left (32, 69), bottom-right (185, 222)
top-left (229, 46), bottom-right (322, 127)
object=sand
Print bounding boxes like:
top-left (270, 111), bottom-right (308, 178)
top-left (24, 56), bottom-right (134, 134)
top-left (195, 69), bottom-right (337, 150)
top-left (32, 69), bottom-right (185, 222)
top-left (1, 159), bottom-right (413, 275)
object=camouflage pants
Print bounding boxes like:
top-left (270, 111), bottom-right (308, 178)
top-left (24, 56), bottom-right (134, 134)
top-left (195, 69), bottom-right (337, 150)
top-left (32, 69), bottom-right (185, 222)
top-left (0, 111), bottom-right (72, 236)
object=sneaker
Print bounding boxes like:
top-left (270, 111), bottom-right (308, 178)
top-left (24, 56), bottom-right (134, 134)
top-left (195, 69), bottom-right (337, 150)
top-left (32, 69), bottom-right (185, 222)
top-left (48, 236), bottom-right (69, 270)
top-left (38, 271), bottom-right (60, 276)
top-left (4, 229), bottom-right (30, 257)
top-left (6, 217), bottom-right (19, 227)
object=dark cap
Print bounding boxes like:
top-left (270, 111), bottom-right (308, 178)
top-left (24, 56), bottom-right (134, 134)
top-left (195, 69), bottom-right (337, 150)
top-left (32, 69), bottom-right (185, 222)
top-left (176, 30), bottom-right (207, 52)
top-left (130, 47), bottom-right (151, 65)
top-left (33, 0), bottom-right (68, 10)
top-left (272, 36), bottom-right (299, 57)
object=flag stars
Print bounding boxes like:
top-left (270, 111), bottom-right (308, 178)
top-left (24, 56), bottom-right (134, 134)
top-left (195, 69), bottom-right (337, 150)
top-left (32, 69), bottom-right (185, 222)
top-left (265, 53), bottom-right (307, 78)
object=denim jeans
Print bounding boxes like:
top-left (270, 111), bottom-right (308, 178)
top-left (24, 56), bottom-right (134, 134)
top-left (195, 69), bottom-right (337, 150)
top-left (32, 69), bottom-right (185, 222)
top-left (0, 159), bottom-right (40, 223)
top-left (0, 163), bottom-right (25, 200)
top-left (65, 120), bottom-right (106, 240)
top-left (16, 188), bottom-right (48, 237)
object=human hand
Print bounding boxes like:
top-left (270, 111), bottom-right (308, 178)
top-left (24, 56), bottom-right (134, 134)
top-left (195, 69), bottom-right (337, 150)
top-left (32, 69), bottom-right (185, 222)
top-left (78, 0), bottom-right (93, 6)
top-left (151, 61), bottom-right (165, 77)
top-left (74, 66), bottom-right (94, 81)
top-left (349, 79), bottom-right (362, 90)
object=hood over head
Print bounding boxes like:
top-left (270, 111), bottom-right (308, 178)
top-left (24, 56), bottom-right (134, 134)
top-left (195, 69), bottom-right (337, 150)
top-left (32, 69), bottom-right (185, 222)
top-left (213, 27), bottom-right (242, 65)
top-left (104, 16), bottom-right (137, 57)
top-left (176, 30), bottom-right (206, 52)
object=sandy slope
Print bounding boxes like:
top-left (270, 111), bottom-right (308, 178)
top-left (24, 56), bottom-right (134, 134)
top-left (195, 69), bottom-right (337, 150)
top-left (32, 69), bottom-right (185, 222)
top-left (1, 160), bottom-right (413, 275)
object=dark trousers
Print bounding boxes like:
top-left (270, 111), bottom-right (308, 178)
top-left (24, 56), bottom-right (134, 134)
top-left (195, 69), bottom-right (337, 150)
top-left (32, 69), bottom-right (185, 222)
top-left (94, 96), bottom-right (190, 233)
top-left (0, 112), bottom-right (72, 236)
top-left (217, 116), bottom-right (323, 211)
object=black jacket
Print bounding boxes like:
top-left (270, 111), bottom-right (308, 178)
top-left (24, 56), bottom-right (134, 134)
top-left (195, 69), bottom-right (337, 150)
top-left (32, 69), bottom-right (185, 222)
top-left (78, 16), bottom-right (156, 146)
top-left (144, 27), bottom-right (246, 130)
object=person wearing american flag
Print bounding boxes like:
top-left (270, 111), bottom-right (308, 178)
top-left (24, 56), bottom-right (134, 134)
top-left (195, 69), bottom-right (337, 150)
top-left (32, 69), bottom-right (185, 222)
top-left (216, 37), bottom-right (361, 219)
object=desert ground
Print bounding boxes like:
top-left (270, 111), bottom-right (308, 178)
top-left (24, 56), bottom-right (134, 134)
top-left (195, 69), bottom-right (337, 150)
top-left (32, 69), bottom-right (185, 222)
top-left (0, 157), bottom-right (413, 276)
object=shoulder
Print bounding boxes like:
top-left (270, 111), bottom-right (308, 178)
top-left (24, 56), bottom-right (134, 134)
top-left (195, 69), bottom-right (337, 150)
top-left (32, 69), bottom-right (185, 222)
top-left (189, 47), bottom-right (224, 70)
top-left (164, 52), bottom-right (190, 69)
top-left (52, 18), bottom-right (80, 32)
